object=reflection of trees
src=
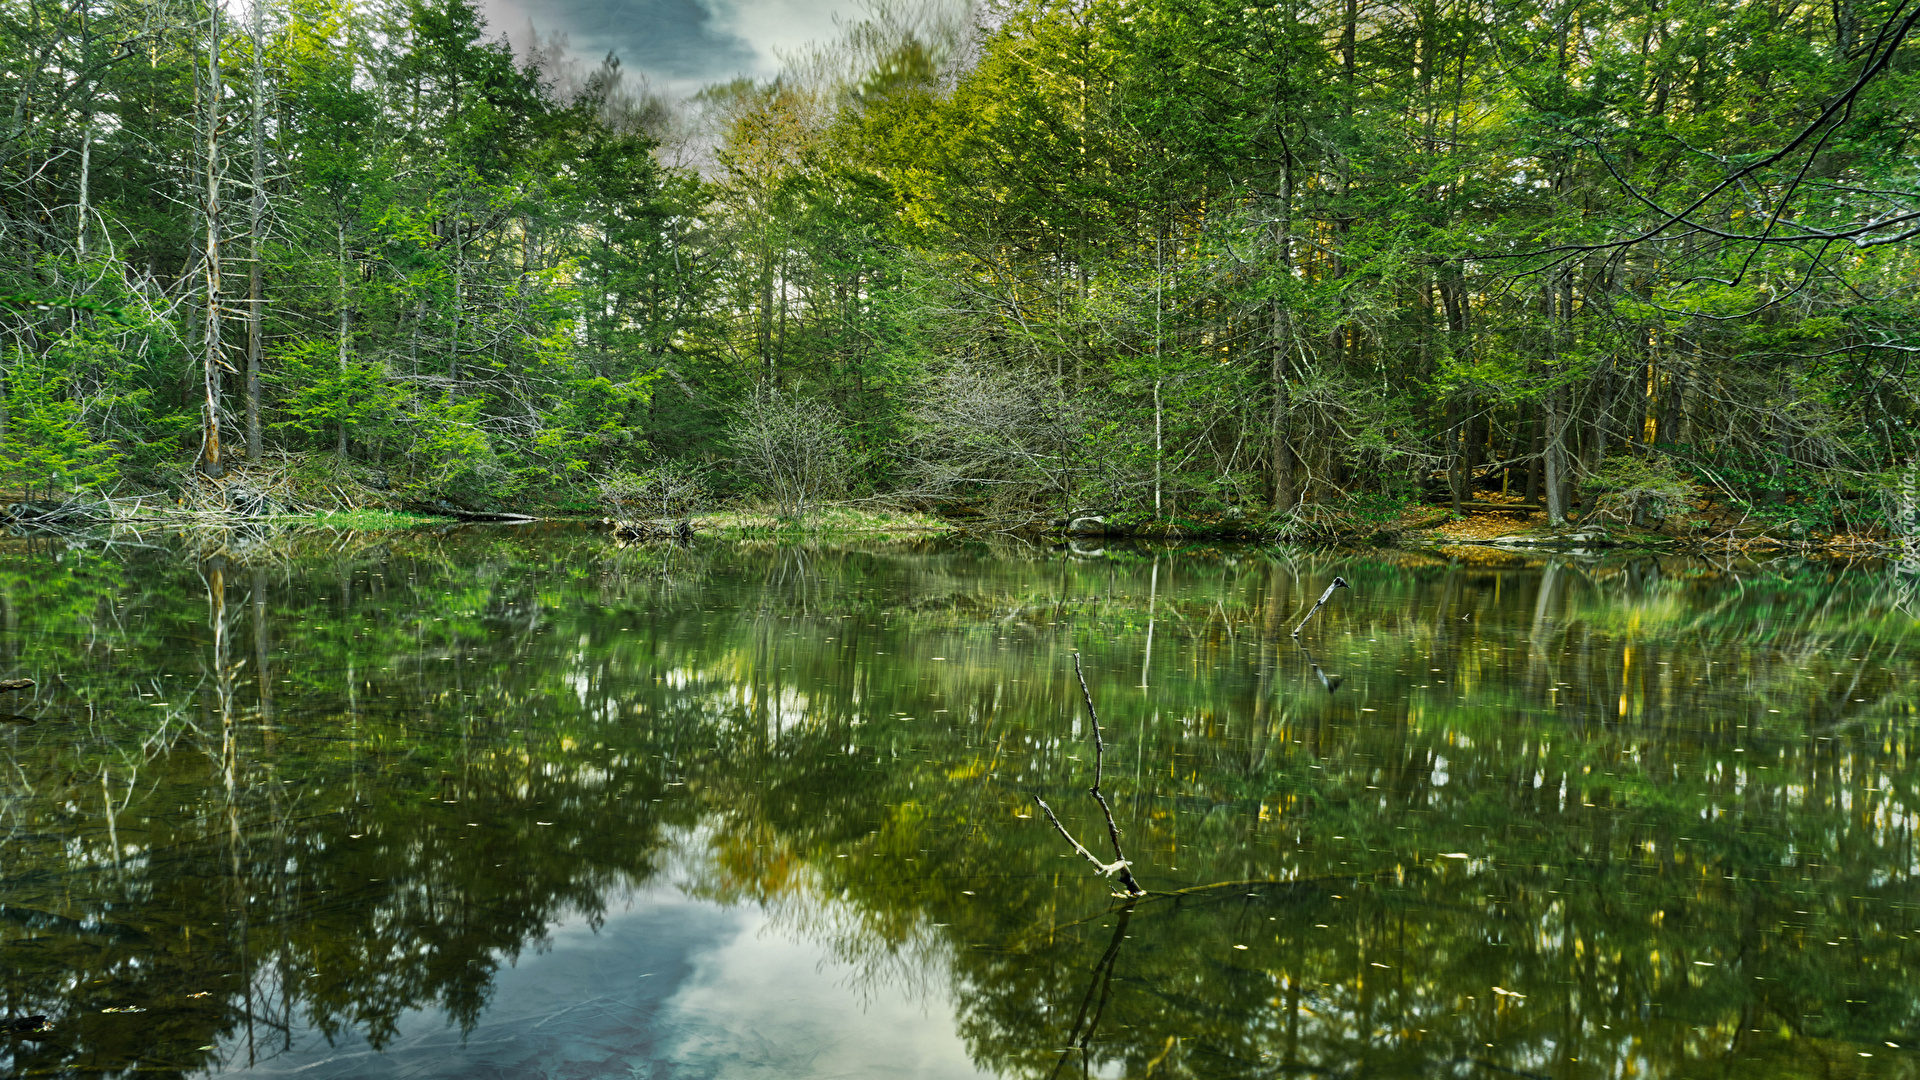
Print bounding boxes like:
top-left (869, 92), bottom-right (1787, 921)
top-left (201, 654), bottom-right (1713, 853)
top-left (0, 530), bottom-right (713, 1077)
top-left (1, 532), bottom-right (1916, 1078)
top-left (661, 544), bottom-right (1920, 1079)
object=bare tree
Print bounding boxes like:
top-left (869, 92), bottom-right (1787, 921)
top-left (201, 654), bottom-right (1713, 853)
top-left (199, 0), bottom-right (226, 478)
top-left (902, 361), bottom-right (1092, 518)
top-left (245, 0), bottom-right (267, 463)
top-left (730, 387), bottom-right (851, 521)
top-left (599, 462), bottom-right (706, 539)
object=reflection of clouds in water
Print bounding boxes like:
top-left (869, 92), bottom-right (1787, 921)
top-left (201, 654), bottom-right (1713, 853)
top-left (663, 904), bottom-right (986, 1080)
top-left (214, 872), bottom-right (981, 1079)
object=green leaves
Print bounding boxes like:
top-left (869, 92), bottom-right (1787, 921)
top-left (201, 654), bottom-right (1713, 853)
top-left (0, 355), bottom-right (121, 493)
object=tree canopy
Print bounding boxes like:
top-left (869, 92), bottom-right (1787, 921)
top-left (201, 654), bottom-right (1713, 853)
top-left (0, 0), bottom-right (1914, 532)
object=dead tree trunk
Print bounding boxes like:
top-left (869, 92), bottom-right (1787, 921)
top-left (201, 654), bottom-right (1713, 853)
top-left (200, 0), bottom-right (225, 478)
top-left (245, 0), bottom-right (265, 463)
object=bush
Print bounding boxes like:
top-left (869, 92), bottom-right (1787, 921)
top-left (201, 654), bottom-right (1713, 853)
top-left (598, 462), bottom-right (706, 522)
top-left (0, 357), bottom-right (120, 496)
top-left (730, 387), bottom-right (852, 521)
top-left (1582, 455), bottom-right (1696, 526)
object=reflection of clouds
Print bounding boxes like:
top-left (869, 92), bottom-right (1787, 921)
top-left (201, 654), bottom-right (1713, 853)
top-left (217, 854), bottom-right (982, 1079)
top-left (663, 904), bottom-right (986, 1080)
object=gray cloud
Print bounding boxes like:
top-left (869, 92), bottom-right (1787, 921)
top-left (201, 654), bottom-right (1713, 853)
top-left (563, 0), bottom-right (755, 79)
top-left (496, 0), bottom-right (850, 93)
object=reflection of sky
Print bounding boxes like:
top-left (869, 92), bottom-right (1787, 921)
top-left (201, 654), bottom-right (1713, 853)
top-left (481, 0), bottom-right (850, 94)
top-left (206, 881), bottom-right (983, 1079)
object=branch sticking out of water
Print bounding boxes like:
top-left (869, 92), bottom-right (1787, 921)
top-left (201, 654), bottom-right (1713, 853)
top-left (1033, 796), bottom-right (1134, 885)
top-left (1032, 653), bottom-right (1145, 898)
top-left (1290, 577), bottom-right (1350, 637)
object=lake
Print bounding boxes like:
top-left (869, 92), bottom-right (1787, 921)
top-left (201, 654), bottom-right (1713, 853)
top-left (0, 525), bottom-right (1916, 1079)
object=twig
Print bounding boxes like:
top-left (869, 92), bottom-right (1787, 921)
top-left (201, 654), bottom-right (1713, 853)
top-left (1290, 577), bottom-right (1350, 637)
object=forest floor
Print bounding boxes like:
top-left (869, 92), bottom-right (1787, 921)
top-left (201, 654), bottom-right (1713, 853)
top-left (1404, 495), bottom-right (1899, 557)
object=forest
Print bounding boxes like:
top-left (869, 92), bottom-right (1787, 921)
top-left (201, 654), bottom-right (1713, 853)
top-left (1, 0), bottom-right (1917, 535)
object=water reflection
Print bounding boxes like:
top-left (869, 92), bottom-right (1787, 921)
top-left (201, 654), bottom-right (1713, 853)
top-left (0, 528), bottom-right (1915, 1078)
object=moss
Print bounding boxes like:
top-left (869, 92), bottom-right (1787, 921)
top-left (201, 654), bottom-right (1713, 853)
top-left (261, 509), bottom-right (442, 530)
top-left (699, 506), bottom-right (955, 535)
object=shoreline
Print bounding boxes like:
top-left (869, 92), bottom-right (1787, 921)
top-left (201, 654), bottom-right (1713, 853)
top-left (7, 502), bottom-right (1912, 560)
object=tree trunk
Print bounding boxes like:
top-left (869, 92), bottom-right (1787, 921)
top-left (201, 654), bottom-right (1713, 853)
top-left (1271, 297), bottom-right (1294, 512)
top-left (337, 217), bottom-right (349, 457)
top-left (200, 0), bottom-right (224, 479)
top-left (1447, 399), bottom-right (1467, 514)
top-left (1544, 387), bottom-right (1569, 525)
top-left (1583, 362), bottom-right (1611, 481)
top-left (246, 0), bottom-right (265, 463)
top-left (1270, 161), bottom-right (1296, 512)
top-left (450, 219), bottom-right (462, 382)
top-left (76, 120), bottom-right (91, 257)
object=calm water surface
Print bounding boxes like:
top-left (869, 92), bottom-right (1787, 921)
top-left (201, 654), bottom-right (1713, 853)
top-left (1, 526), bottom-right (1917, 1079)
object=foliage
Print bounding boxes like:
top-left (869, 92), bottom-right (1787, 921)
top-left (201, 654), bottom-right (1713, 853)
top-left (1581, 454), bottom-right (1698, 526)
top-left (0, 0), bottom-right (1911, 527)
top-left (0, 356), bottom-right (120, 494)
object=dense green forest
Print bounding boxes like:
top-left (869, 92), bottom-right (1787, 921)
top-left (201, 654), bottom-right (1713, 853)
top-left (2, 0), bottom-right (1917, 532)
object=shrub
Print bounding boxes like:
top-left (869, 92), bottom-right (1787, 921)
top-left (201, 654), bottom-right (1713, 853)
top-left (1582, 455), bottom-right (1696, 526)
top-left (730, 387), bottom-right (852, 521)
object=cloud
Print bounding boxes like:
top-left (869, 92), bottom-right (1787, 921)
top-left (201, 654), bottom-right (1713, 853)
top-left (496, 0), bottom-right (851, 94)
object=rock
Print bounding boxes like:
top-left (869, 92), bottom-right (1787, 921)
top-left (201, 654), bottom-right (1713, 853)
top-left (1067, 515), bottom-right (1108, 535)
top-left (0, 679), bottom-right (32, 693)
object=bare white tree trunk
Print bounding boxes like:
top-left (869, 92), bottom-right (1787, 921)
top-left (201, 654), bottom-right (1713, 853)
top-left (201, 0), bottom-right (225, 477)
top-left (337, 218), bottom-right (348, 456)
top-left (246, 0), bottom-right (265, 462)
top-left (76, 120), bottom-right (91, 257)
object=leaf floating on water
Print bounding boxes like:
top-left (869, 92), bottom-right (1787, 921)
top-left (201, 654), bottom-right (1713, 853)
top-left (1439, 853), bottom-right (1472, 859)
top-left (101, 1006), bottom-right (146, 1013)
top-left (1491, 987), bottom-right (1524, 999)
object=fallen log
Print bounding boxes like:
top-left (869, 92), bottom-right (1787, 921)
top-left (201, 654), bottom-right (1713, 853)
top-left (1427, 501), bottom-right (1546, 512)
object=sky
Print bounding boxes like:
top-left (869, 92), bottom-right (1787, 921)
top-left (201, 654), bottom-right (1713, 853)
top-left (482, 0), bottom-right (853, 96)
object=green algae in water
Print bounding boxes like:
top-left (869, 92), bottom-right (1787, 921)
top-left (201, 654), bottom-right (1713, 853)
top-left (0, 528), bottom-right (1916, 1078)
